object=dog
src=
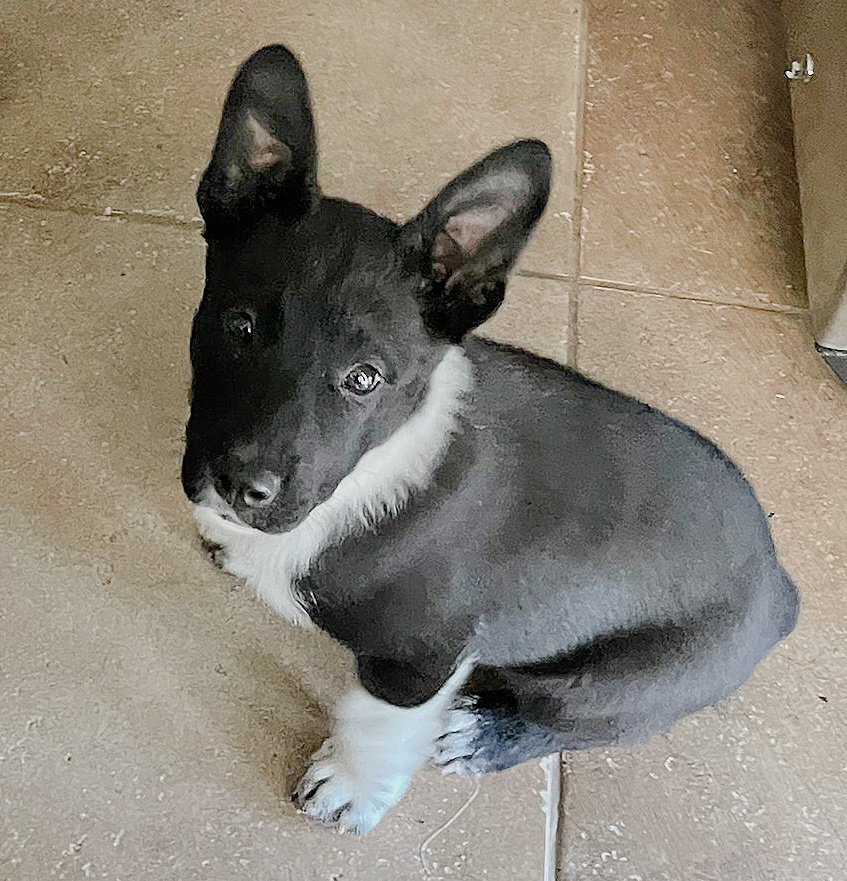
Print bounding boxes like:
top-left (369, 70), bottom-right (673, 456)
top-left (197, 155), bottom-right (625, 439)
top-left (181, 45), bottom-right (799, 835)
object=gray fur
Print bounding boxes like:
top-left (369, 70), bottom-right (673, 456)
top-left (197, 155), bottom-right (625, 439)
top-left (183, 45), bottom-right (799, 829)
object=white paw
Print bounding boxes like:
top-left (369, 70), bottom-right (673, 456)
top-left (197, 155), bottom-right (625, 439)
top-left (192, 504), bottom-right (311, 625)
top-left (293, 737), bottom-right (411, 835)
top-left (194, 506), bottom-right (259, 574)
top-left (429, 705), bottom-right (485, 777)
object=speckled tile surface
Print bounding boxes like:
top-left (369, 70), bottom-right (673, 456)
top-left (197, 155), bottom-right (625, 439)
top-left (479, 276), bottom-right (572, 364)
top-left (580, 0), bottom-right (805, 308)
top-left (560, 288), bottom-right (847, 880)
top-left (0, 0), bottom-right (583, 278)
top-left (4, 1), bottom-right (846, 879)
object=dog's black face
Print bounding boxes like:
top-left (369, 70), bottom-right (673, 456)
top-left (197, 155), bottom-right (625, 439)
top-left (183, 205), bottom-right (448, 531)
top-left (183, 45), bottom-right (551, 532)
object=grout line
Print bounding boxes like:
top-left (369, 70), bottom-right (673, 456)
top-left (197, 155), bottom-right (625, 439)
top-left (566, 0), bottom-right (591, 372)
top-left (0, 197), bottom-right (807, 319)
top-left (515, 268), bottom-right (810, 318)
top-left (516, 268), bottom-right (576, 283)
top-left (580, 275), bottom-right (810, 316)
top-left (566, 282), bottom-right (580, 369)
top-left (546, 4), bottom-right (591, 878)
top-left (541, 754), bottom-right (562, 881)
top-left (555, 755), bottom-right (570, 881)
top-left (0, 192), bottom-right (203, 230)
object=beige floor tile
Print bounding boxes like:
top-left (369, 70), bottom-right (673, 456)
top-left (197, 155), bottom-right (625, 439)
top-left (0, 0), bottom-right (582, 277)
top-left (580, 0), bottom-right (806, 308)
top-left (5, 3), bottom-right (836, 877)
top-left (559, 286), bottom-right (847, 879)
top-left (0, 207), bottom-right (548, 880)
top-left (478, 275), bottom-right (572, 365)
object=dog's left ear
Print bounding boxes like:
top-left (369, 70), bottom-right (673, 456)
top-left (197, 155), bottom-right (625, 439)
top-left (197, 45), bottom-right (318, 233)
top-left (400, 140), bottom-right (551, 341)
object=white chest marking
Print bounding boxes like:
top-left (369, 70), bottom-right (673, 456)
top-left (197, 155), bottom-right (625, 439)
top-left (192, 345), bottom-right (474, 625)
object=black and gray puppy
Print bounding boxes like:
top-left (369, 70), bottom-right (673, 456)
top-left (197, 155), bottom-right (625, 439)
top-left (182, 45), bottom-right (799, 834)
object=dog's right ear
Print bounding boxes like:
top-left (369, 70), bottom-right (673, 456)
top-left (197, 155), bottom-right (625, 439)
top-left (400, 140), bottom-right (552, 342)
top-left (197, 45), bottom-right (318, 233)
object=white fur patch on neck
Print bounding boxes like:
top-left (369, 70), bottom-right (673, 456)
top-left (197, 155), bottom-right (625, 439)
top-left (193, 345), bottom-right (474, 625)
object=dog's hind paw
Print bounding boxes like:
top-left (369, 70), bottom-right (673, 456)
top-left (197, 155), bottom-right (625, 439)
top-left (429, 704), bottom-right (487, 777)
top-left (292, 737), bottom-right (411, 835)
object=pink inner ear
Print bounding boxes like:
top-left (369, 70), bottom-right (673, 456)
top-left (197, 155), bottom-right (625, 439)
top-left (246, 112), bottom-right (291, 169)
top-left (432, 205), bottom-right (509, 278)
top-left (431, 230), bottom-right (464, 280)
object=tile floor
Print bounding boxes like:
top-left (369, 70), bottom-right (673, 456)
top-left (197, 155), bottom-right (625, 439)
top-left (1, 1), bottom-right (845, 879)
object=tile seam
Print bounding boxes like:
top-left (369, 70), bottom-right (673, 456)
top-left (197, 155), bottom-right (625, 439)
top-left (0, 192), bottom-right (202, 230)
top-left (556, 754), bottom-right (570, 881)
top-left (0, 198), bottom-right (805, 319)
top-left (549, 2), bottom-right (591, 878)
top-left (567, 0), bottom-right (591, 372)
top-left (515, 270), bottom-right (809, 317)
top-left (541, 754), bottom-right (562, 881)
top-left (580, 276), bottom-right (810, 316)
top-left (516, 269), bottom-right (577, 283)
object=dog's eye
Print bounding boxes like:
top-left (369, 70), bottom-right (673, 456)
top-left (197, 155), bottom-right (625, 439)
top-left (342, 364), bottom-right (383, 396)
top-left (222, 309), bottom-right (254, 344)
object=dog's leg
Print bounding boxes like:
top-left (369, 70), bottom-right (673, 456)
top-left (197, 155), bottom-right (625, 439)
top-left (293, 658), bottom-right (474, 834)
top-left (436, 581), bottom-right (797, 776)
top-left (431, 701), bottom-right (567, 776)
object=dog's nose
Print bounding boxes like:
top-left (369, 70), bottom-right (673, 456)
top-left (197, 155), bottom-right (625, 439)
top-left (240, 470), bottom-right (282, 508)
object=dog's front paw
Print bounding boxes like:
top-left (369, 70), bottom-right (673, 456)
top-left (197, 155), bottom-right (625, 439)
top-left (199, 537), bottom-right (228, 569)
top-left (292, 738), bottom-right (410, 835)
top-left (193, 507), bottom-right (260, 578)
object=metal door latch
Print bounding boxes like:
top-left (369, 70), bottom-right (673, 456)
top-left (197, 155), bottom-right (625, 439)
top-left (786, 53), bottom-right (814, 83)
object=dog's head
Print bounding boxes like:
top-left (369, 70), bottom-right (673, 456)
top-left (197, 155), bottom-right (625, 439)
top-left (182, 45), bottom-right (551, 533)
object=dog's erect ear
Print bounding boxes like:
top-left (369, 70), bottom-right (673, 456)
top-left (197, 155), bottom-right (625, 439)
top-left (197, 45), bottom-right (318, 233)
top-left (400, 140), bottom-right (551, 342)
